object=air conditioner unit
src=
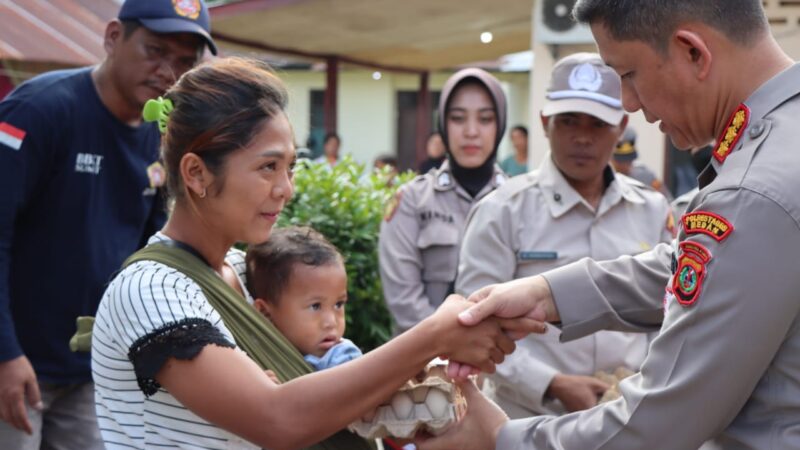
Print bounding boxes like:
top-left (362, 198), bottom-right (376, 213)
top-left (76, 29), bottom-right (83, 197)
top-left (534, 0), bottom-right (595, 45)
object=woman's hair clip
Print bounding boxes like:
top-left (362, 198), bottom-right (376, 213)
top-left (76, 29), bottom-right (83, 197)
top-left (142, 96), bottom-right (174, 134)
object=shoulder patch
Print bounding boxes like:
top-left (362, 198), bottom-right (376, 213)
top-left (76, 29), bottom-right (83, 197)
top-left (679, 241), bottom-right (712, 262)
top-left (672, 240), bottom-right (713, 307)
top-left (713, 104), bottom-right (749, 164)
top-left (384, 191), bottom-right (403, 222)
top-left (0, 122), bottom-right (26, 151)
top-left (682, 211), bottom-right (733, 242)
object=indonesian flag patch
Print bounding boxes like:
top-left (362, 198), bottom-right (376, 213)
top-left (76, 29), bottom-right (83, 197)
top-left (0, 122), bottom-right (26, 151)
top-left (672, 241), bottom-right (712, 307)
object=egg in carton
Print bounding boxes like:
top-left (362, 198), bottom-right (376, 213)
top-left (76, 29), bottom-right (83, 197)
top-left (348, 363), bottom-right (466, 439)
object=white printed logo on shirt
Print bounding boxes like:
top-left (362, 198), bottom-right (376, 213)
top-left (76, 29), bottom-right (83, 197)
top-left (75, 153), bottom-right (104, 175)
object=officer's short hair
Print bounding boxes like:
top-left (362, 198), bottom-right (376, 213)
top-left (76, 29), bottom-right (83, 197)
top-left (573, 0), bottom-right (768, 53)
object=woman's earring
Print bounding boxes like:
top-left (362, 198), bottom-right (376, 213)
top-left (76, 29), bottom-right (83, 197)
top-left (199, 187), bottom-right (207, 199)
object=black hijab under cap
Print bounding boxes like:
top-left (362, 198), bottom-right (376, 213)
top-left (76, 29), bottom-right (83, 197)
top-left (437, 68), bottom-right (507, 197)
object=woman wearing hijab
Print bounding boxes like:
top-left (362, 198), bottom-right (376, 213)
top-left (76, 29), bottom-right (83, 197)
top-left (379, 68), bottom-right (507, 334)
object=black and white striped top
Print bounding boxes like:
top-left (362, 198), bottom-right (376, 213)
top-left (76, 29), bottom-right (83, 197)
top-left (91, 233), bottom-right (259, 450)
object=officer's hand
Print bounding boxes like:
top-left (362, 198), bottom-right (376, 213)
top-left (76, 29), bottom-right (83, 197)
top-left (415, 379), bottom-right (507, 450)
top-left (546, 373), bottom-right (610, 413)
top-left (0, 355), bottom-right (42, 434)
top-left (461, 275), bottom-right (558, 338)
top-left (428, 295), bottom-right (515, 375)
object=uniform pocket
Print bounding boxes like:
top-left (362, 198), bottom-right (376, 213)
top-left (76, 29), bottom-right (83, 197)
top-left (418, 222), bottom-right (459, 282)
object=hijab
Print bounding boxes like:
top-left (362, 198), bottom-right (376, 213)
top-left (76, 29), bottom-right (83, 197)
top-left (437, 68), bottom-right (507, 197)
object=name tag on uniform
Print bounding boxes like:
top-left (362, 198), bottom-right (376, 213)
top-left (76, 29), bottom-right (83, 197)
top-left (518, 251), bottom-right (558, 261)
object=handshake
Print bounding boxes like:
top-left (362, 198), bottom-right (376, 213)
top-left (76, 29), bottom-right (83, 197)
top-left (435, 275), bottom-right (557, 380)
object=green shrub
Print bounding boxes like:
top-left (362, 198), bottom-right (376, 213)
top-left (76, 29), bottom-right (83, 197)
top-left (277, 156), bottom-right (414, 351)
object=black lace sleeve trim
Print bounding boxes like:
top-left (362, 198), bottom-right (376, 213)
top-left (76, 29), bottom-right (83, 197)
top-left (128, 318), bottom-right (235, 397)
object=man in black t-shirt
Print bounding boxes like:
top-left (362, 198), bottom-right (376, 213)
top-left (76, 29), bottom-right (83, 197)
top-left (0, 0), bottom-right (216, 447)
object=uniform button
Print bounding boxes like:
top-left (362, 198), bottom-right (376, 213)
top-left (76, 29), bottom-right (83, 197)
top-left (554, 193), bottom-right (562, 202)
top-left (749, 121), bottom-right (765, 139)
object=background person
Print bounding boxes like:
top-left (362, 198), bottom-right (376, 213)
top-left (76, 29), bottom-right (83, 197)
top-left (0, 0), bottom-right (215, 447)
top-left (314, 131), bottom-right (342, 167)
top-left (499, 125), bottom-right (529, 176)
top-left (418, 132), bottom-right (446, 173)
top-left (611, 127), bottom-right (673, 200)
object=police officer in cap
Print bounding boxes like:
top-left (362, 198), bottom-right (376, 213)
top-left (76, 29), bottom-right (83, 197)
top-left (612, 127), bottom-right (673, 200)
top-left (457, 53), bottom-right (673, 419)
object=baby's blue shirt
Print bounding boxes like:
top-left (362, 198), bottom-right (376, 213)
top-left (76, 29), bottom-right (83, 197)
top-left (304, 338), bottom-right (363, 371)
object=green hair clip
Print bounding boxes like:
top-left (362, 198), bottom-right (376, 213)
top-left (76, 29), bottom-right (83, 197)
top-left (142, 96), bottom-right (174, 134)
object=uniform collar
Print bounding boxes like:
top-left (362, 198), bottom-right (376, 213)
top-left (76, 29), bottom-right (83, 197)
top-left (538, 152), bottom-right (644, 219)
top-left (433, 159), bottom-right (506, 198)
top-left (706, 63), bottom-right (800, 182)
top-left (744, 62), bottom-right (800, 124)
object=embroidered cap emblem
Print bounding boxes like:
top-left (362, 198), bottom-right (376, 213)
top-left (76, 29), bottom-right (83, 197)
top-left (173, 0), bottom-right (201, 19)
top-left (713, 104), bottom-right (749, 163)
top-left (682, 211), bottom-right (733, 242)
top-left (568, 63), bottom-right (603, 92)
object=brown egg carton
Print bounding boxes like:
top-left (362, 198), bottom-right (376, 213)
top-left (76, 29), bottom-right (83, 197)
top-left (348, 363), bottom-right (466, 439)
top-left (595, 366), bottom-right (635, 403)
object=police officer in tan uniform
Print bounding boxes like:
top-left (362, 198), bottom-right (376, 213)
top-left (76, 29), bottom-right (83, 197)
top-left (416, 1), bottom-right (800, 449)
top-left (612, 127), bottom-right (673, 200)
top-left (379, 68), bottom-right (507, 334)
top-left (456, 53), bottom-right (673, 419)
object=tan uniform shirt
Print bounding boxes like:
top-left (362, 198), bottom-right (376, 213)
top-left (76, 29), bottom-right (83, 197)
top-left (497, 63), bottom-right (800, 450)
top-left (378, 160), bottom-right (505, 333)
top-left (457, 154), bottom-right (672, 417)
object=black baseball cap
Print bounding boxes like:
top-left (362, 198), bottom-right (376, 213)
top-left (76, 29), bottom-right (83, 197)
top-left (118, 0), bottom-right (218, 55)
